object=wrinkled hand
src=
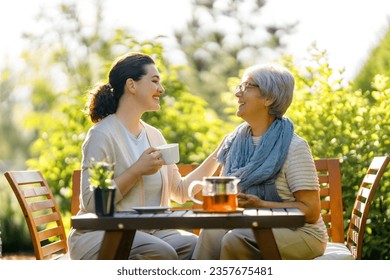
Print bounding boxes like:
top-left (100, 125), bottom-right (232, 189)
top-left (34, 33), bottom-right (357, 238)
top-left (134, 147), bottom-right (164, 176)
top-left (237, 193), bottom-right (262, 208)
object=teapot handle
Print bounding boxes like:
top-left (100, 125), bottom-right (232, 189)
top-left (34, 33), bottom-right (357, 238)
top-left (188, 180), bottom-right (204, 205)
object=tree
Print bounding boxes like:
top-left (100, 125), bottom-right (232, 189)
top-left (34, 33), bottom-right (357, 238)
top-left (0, 66), bottom-right (32, 169)
top-left (174, 0), bottom-right (296, 119)
top-left (353, 25), bottom-right (390, 94)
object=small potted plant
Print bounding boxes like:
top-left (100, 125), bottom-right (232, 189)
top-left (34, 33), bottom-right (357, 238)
top-left (89, 157), bottom-right (116, 216)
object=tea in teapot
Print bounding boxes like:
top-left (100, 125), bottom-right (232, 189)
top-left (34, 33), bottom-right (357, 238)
top-left (188, 176), bottom-right (240, 212)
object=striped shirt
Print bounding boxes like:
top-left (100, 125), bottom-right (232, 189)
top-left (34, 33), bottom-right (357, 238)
top-left (253, 134), bottom-right (328, 242)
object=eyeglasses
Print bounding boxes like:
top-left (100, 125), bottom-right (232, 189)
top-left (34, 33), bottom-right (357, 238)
top-left (235, 82), bottom-right (259, 94)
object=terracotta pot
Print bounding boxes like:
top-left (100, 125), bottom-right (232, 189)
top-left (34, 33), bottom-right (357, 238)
top-left (94, 188), bottom-right (116, 216)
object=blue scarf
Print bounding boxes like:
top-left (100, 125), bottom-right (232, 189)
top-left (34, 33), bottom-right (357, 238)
top-left (217, 117), bottom-right (294, 202)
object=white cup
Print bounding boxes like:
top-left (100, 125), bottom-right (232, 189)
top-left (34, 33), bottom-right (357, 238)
top-left (156, 143), bottom-right (180, 165)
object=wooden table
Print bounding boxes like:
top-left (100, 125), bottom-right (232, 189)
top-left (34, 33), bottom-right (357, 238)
top-left (71, 208), bottom-right (304, 260)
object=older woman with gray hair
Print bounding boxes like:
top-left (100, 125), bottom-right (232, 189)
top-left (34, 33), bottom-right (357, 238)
top-left (193, 64), bottom-right (328, 259)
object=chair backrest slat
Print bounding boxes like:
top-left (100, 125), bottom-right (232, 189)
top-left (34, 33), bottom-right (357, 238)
top-left (10, 171), bottom-right (43, 185)
top-left (29, 200), bottom-right (55, 212)
top-left (350, 214), bottom-right (361, 227)
top-left (321, 213), bottom-right (330, 223)
top-left (22, 187), bottom-right (50, 198)
top-left (354, 200), bottom-right (367, 214)
top-left (347, 228), bottom-right (359, 244)
top-left (34, 212), bottom-right (61, 227)
top-left (318, 174), bottom-right (329, 184)
top-left (320, 200), bottom-right (330, 209)
top-left (363, 174), bottom-right (376, 184)
top-left (319, 187), bottom-right (329, 196)
top-left (38, 227), bottom-right (65, 241)
top-left (358, 187), bottom-right (370, 199)
top-left (41, 240), bottom-right (68, 258)
top-left (369, 157), bottom-right (388, 169)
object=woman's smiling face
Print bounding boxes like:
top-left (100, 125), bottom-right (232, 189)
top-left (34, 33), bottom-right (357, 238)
top-left (235, 75), bottom-right (268, 120)
top-left (133, 64), bottom-right (165, 112)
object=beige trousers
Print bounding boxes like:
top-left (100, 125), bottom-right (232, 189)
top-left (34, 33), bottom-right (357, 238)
top-left (193, 228), bottom-right (326, 260)
top-left (82, 229), bottom-right (197, 260)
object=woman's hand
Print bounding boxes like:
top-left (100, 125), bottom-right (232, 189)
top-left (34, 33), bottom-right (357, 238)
top-left (133, 147), bottom-right (165, 176)
top-left (114, 147), bottom-right (164, 197)
top-left (237, 193), bottom-right (262, 208)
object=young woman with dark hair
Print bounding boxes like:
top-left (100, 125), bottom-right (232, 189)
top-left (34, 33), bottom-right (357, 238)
top-left (68, 52), bottom-right (221, 260)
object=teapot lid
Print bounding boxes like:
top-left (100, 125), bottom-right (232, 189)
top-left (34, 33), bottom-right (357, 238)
top-left (205, 176), bottom-right (239, 183)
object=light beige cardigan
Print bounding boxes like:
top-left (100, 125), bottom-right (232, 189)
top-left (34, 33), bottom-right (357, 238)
top-left (79, 114), bottom-right (191, 214)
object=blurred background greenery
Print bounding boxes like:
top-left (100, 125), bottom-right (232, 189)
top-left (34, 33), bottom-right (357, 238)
top-left (0, 0), bottom-right (389, 259)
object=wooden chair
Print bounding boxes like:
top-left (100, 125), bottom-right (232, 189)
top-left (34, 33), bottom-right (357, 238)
top-left (71, 169), bottom-right (81, 216)
top-left (4, 170), bottom-right (69, 260)
top-left (316, 156), bottom-right (390, 260)
top-left (315, 159), bottom-right (345, 243)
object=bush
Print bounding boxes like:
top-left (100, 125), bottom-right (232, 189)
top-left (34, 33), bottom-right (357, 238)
top-left (284, 50), bottom-right (390, 259)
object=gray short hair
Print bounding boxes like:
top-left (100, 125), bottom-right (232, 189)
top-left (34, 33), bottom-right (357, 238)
top-left (244, 64), bottom-right (294, 118)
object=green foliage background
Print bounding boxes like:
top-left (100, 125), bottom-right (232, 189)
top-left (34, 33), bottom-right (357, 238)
top-left (0, 1), bottom-right (389, 259)
top-left (283, 49), bottom-right (390, 259)
top-left (353, 27), bottom-right (390, 93)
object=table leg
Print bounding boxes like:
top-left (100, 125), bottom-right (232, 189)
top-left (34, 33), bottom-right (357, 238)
top-left (251, 228), bottom-right (281, 260)
top-left (98, 230), bottom-right (136, 260)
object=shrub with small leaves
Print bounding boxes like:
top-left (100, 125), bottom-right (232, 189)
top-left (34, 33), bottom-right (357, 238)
top-left (88, 158), bottom-right (115, 191)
